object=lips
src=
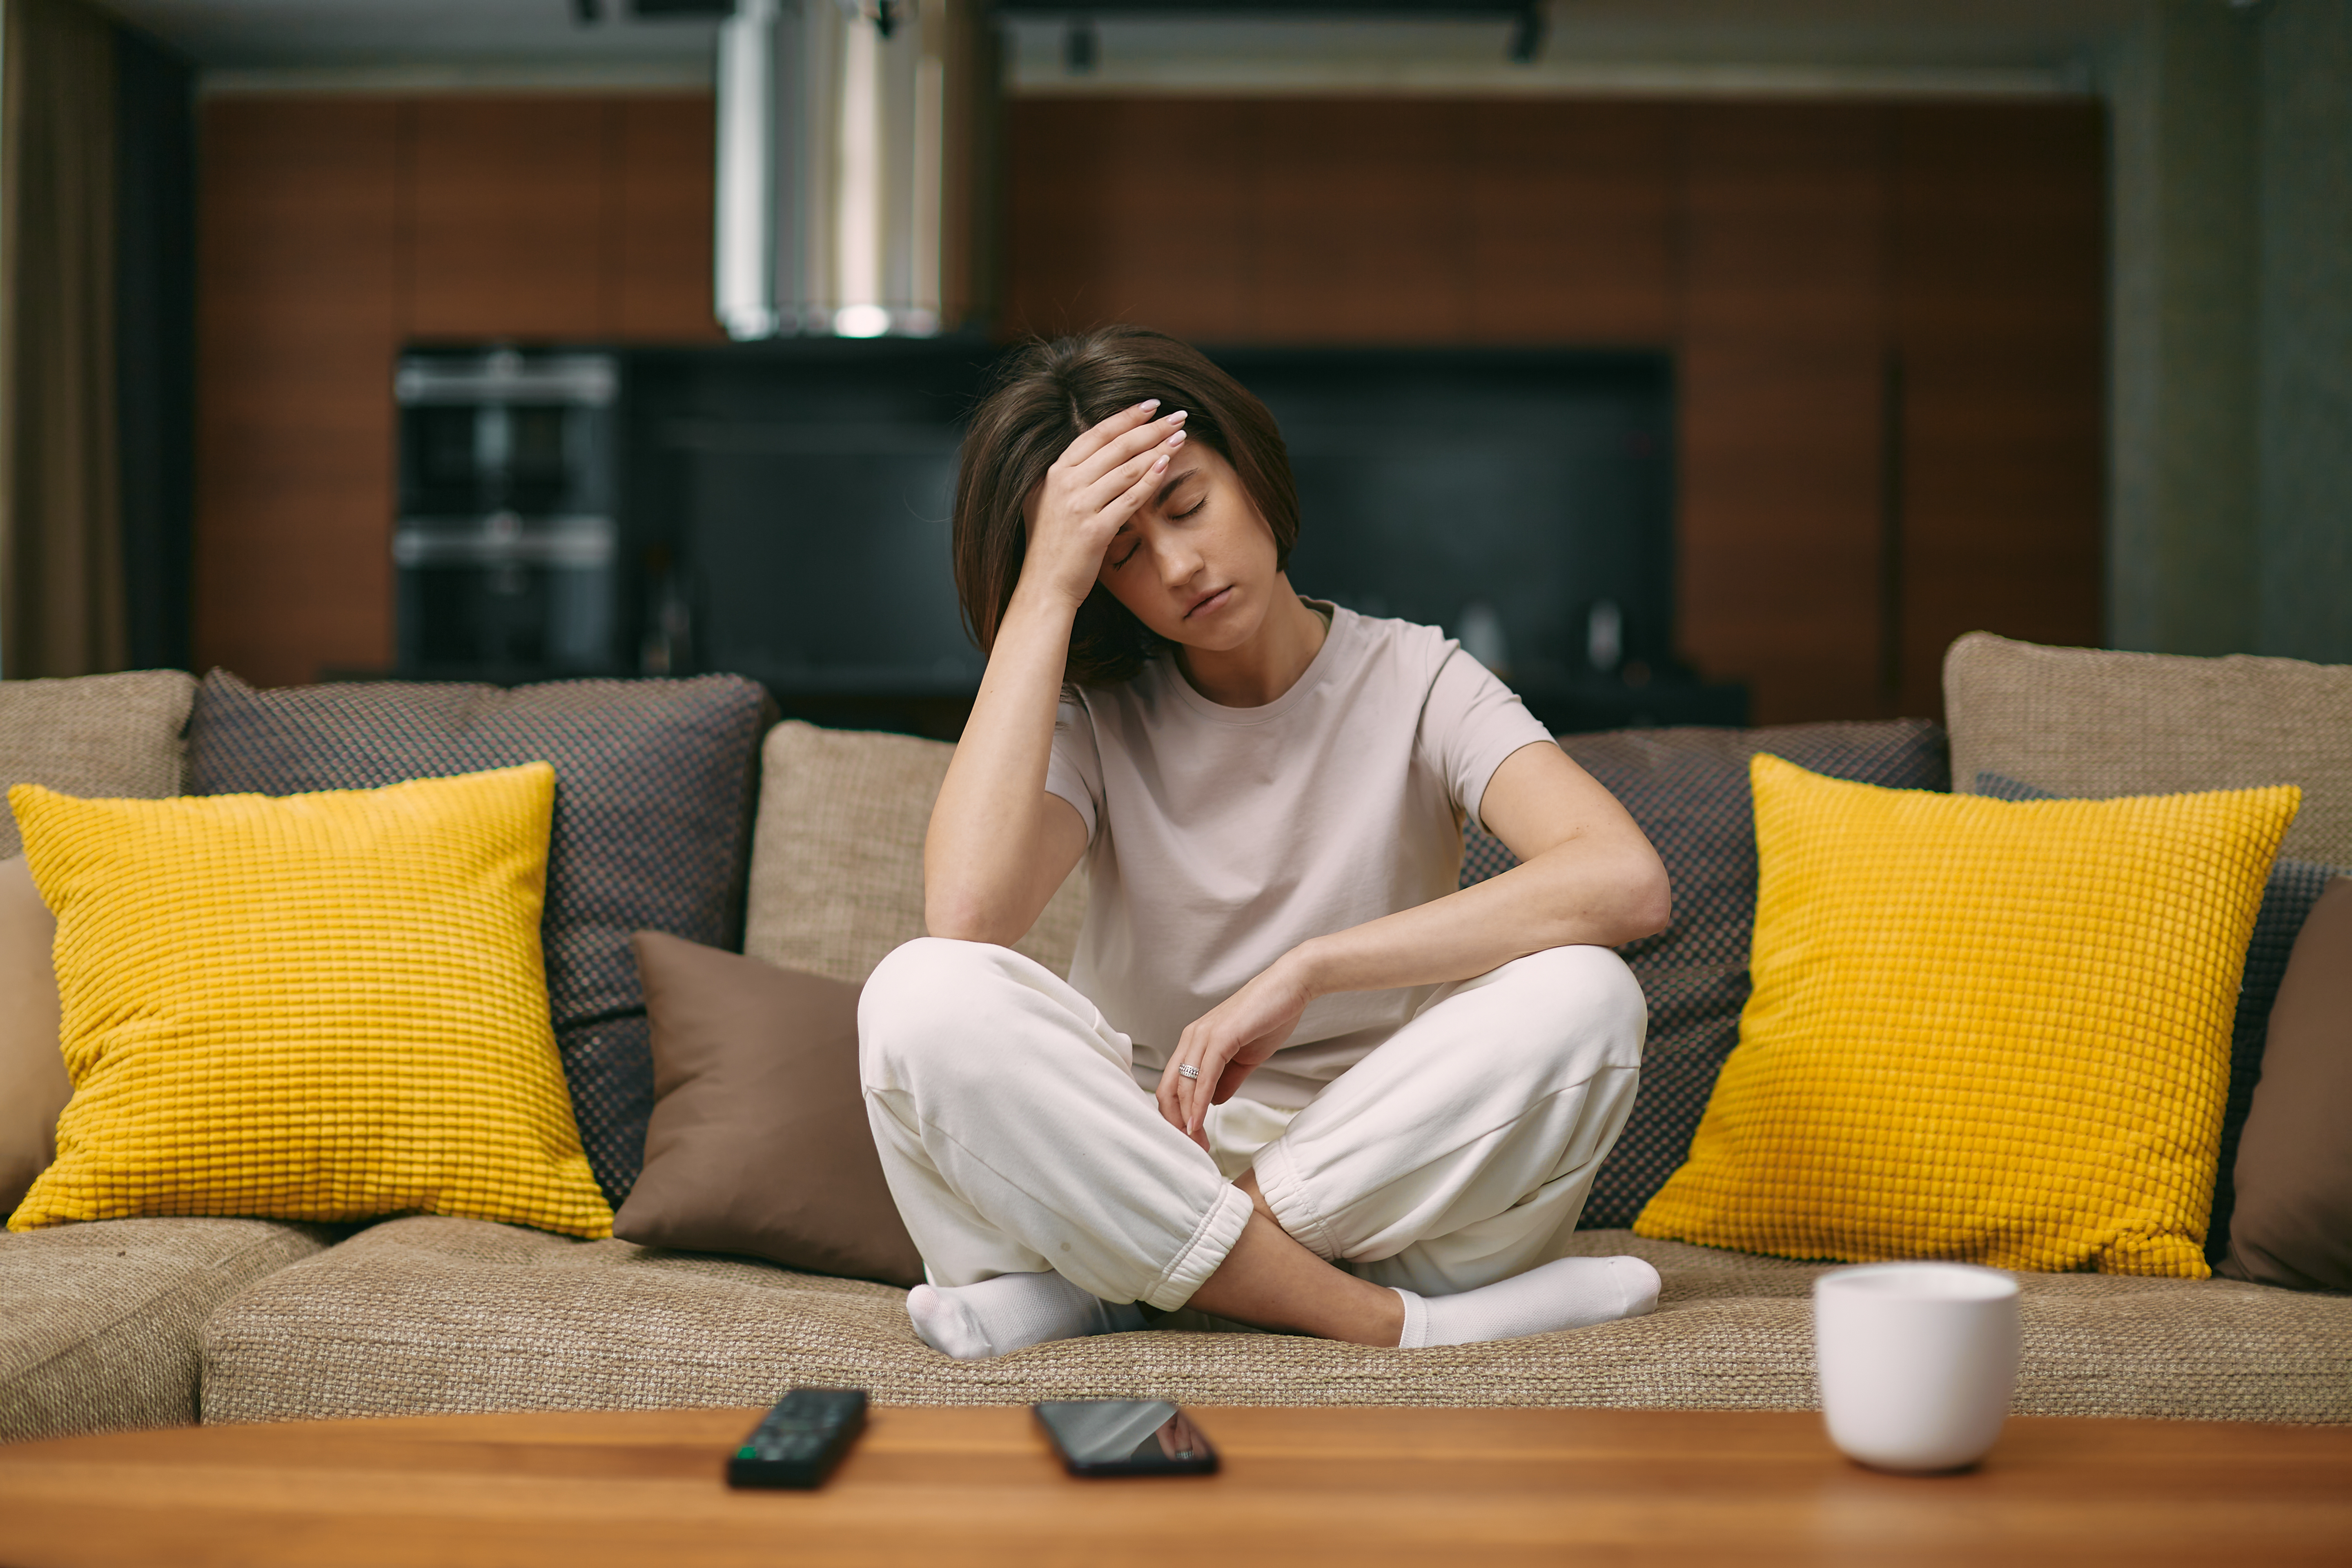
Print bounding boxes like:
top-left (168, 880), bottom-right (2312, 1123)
top-left (1183, 585), bottom-right (1233, 619)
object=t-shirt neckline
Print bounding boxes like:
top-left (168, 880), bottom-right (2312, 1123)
top-left (1161, 599), bottom-right (1352, 726)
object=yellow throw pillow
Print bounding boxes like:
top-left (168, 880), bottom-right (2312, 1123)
top-left (1634, 754), bottom-right (2298, 1278)
top-left (7, 764), bottom-right (612, 1238)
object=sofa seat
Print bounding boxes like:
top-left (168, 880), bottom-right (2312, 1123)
top-left (0, 1218), bottom-right (335, 1442)
top-left (196, 1216), bottom-right (2352, 1426)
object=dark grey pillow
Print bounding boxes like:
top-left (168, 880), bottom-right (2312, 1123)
top-left (1974, 771), bottom-right (2341, 1267)
top-left (187, 671), bottom-right (771, 1205)
top-left (1462, 718), bottom-right (1951, 1229)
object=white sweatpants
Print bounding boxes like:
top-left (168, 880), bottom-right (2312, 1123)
top-left (857, 938), bottom-right (1645, 1312)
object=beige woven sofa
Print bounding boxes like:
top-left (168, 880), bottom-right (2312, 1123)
top-left (3, 637), bottom-right (2349, 1445)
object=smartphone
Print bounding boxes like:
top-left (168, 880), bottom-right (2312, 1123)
top-left (1033, 1400), bottom-right (1219, 1477)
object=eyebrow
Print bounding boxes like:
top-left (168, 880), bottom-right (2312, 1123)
top-left (1154, 466), bottom-right (1200, 510)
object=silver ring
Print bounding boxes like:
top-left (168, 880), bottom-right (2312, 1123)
top-left (1178, 1064), bottom-right (1200, 1081)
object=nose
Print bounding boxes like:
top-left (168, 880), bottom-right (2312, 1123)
top-left (1150, 526), bottom-right (1204, 587)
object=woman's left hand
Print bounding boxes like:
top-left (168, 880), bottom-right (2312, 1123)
top-left (1157, 952), bottom-right (1318, 1149)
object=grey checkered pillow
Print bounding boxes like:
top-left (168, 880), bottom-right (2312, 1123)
top-left (187, 672), bottom-right (771, 1205)
top-left (1460, 719), bottom-right (1951, 1228)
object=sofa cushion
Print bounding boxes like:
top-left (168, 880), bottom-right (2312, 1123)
top-left (1977, 771), bottom-right (2344, 1267)
top-left (2223, 877), bottom-right (2352, 1292)
top-left (0, 1217), bottom-right (332, 1441)
top-left (0, 858), bottom-right (65, 1218)
top-left (10, 766), bottom-right (612, 1241)
top-left (1460, 719), bottom-right (1951, 1228)
top-left (611, 932), bottom-right (922, 1285)
top-left (744, 720), bottom-right (1088, 985)
top-left (185, 672), bottom-right (770, 1206)
top-left (1636, 758), bottom-right (2296, 1278)
top-left (1944, 631), bottom-right (2352, 869)
top-left (0, 670), bottom-right (195, 858)
top-left (196, 1215), bottom-right (2352, 1425)
top-left (0, 671), bottom-right (194, 1215)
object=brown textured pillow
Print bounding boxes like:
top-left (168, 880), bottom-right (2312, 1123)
top-left (2221, 878), bottom-right (2352, 1291)
top-left (0, 855), bottom-right (66, 1217)
top-left (612, 931), bottom-right (922, 1287)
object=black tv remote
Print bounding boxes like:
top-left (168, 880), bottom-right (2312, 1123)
top-left (726, 1387), bottom-right (868, 1490)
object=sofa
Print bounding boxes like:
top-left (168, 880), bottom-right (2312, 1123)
top-left (2, 635), bottom-right (2347, 1446)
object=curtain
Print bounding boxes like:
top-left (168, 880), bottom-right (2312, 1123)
top-left (0, 0), bottom-right (126, 679)
top-left (114, 24), bottom-right (194, 673)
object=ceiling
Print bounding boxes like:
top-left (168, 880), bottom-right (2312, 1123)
top-left (95, 0), bottom-right (2149, 91)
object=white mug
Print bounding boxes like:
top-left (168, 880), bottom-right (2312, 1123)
top-left (1813, 1262), bottom-right (2021, 1472)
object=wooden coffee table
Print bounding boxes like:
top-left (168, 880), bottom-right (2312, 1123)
top-left (2, 1405), bottom-right (2347, 1566)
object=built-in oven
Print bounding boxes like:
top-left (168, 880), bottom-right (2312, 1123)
top-left (393, 350), bottom-right (624, 679)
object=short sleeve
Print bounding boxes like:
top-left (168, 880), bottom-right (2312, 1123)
top-left (1417, 648), bottom-right (1555, 832)
top-left (1045, 689), bottom-right (1105, 844)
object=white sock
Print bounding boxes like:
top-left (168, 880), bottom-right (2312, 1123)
top-left (906, 1271), bottom-right (1146, 1360)
top-left (1394, 1256), bottom-right (1662, 1349)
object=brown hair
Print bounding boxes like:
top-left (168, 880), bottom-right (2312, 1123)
top-left (953, 325), bottom-right (1299, 687)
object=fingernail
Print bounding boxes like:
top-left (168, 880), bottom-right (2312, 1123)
top-left (1166, 430), bottom-right (1187, 447)
top-left (1153, 454), bottom-right (1169, 468)
top-left (1138, 399), bottom-right (1160, 412)
top-left (1167, 409), bottom-right (1188, 424)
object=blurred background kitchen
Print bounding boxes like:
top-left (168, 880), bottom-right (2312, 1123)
top-left (2, 0), bottom-right (2343, 738)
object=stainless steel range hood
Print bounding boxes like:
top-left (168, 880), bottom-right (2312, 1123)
top-left (715, 0), bottom-right (993, 339)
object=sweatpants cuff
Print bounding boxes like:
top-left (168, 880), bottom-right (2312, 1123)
top-left (1141, 1183), bottom-right (1254, 1312)
top-left (1251, 1136), bottom-right (1339, 1261)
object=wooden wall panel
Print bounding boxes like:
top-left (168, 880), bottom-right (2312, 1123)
top-left (196, 92), bottom-right (2102, 704)
top-left (616, 96), bottom-right (724, 341)
top-left (1675, 103), bottom-right (1892, 725)
top-left (1250, 100), bottom-right (1468, 341)
top-left (1465, 100), bottom-right (1676, 344)
top-left (995, 94), bottom-right (2103, 726)
top-left (1891, 102), bottom-right (2105, 719)
top-left (405, 98), bottom-right (614, 339)
top-left (196, 92), bottom-right (719, 685)
top-left (195, 98), bottom-right (401, 687)
top-left (1001, 98), bottom-right (1253, 341)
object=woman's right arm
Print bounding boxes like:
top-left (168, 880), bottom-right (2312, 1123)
top-left (924, 400), bottom-right (1189, 944)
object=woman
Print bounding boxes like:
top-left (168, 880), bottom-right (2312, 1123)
top-left (860, 326), bottom-right (1672, 1358)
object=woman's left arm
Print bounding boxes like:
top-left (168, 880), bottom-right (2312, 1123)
top-left (1158, 740), bottom-right (1670, 1141)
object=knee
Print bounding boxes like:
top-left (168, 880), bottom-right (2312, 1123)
top-left (858, 937), bottom-right (1024, 1085)
top-left (1491, 945), bottom-right (1648, 1072)
top-left (859, 936), bottom-right (1094, 1093)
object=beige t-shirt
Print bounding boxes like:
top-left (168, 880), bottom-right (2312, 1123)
top-left (1045, 602), bottom-right (1555, 1109)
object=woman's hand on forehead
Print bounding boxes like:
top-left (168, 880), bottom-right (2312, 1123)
top-left (1016, 401), bottom-right (1190, 612)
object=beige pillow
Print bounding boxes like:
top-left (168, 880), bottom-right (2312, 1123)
top-left (0, 856), bottom-right (66, 1216)
top-left (0, 672), bottom-right (193, 1215)
top-left (1944, 632), bottom-right (2352, 868)
top-left (0, 670), bottom-right (194, 858)
top-left (744, 720), bottom-right (1087, 985)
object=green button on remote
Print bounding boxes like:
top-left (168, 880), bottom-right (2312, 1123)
top-left (725, 1388), bottom-right (866, 1490)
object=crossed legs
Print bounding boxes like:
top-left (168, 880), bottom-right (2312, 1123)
top-left (859, 938), bottom-right (1654, 1356)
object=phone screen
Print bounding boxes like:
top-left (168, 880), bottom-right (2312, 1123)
top-left (1033, 1400), bottom-right (1219, 1476)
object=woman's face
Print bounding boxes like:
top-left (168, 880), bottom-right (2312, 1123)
top-left (1093, 441), bottom-right (1282, 653)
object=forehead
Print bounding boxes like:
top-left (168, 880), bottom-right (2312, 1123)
top-left (1160, 441), bottom-right (1233, 490)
